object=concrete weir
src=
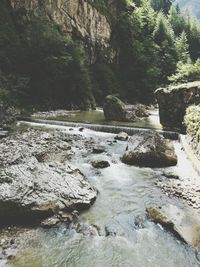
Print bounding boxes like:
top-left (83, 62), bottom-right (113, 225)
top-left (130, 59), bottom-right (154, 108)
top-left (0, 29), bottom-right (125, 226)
top-left (18, 118), bottom-right (180, 140)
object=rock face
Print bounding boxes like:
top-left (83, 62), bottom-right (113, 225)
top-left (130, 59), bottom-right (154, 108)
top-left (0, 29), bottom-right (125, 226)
top-left (184, 105), bottom-right (200, 160)
top-left (147, 205), bottom-right (200, 252)
top-left (0, 129), bottom-right (97, 224)
top-left (10, 0), bottom-right (112, 63)
top-left (122, 131), bottom-right (177, 167)
top-left (155, 81), bottom-right (200, 131)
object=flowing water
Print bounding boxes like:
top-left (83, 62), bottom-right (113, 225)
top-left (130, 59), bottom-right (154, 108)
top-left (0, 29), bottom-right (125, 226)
top-left (7, 123), bottom-right (200, 267)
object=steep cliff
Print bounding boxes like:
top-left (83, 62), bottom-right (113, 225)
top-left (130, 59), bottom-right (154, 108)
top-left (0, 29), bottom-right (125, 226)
top-left (10, 0), bottom-right (113, 63)
top-left (0, 0), bottom-right (122, 109)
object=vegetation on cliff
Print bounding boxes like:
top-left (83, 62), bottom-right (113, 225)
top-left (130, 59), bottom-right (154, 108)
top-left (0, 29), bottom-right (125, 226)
top-left (1, 0), bottom-right (200, 110)
top-left (184, 105), bottom-right (200, 158)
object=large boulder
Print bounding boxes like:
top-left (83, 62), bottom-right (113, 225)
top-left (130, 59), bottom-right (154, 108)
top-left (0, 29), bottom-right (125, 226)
top-left (103, 95), bottom-right (128, 121)
top-left (122, 131), bottom-right (177, 167)
top-left (103, 95), bottom-right (149, 122)
top-left (0, 128), bottom-right (97, 224)
top-left (0, 162), bottom-right (97, 223)
top-left (155, 81), bottom-right (200, 131)
top-left (147, 205), bottom-right (200, 252)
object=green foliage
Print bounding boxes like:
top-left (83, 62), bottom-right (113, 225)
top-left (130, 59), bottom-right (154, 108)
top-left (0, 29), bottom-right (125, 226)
top-left (150, 0), bottom-right (174, 14)
top-left (117, 0), bottom-right (161, 102)
top-left (0, 0), bottom-right (22, 73)
top-left (92, 63), bottom-right (120, 104)
top-left (175, 31), bottom-right (190, 63)
top-left (0, 74), bottom-right (30, 107)
top-left (169, 59), bottom-right (200, 83)
top-left (184, 105), bottom-right (200, 158)
top-left (1, 0), bottom-right (200, 110)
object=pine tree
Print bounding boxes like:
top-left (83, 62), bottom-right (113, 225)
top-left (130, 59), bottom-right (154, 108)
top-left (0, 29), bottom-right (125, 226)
top-left (175, 31), bottom-right (190, 63)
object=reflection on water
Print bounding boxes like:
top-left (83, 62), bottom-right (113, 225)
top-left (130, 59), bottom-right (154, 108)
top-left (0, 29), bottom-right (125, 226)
top-left (44, 109), bottom-right (162, 130)
top-left (10, 128), bottom-right (200, 267)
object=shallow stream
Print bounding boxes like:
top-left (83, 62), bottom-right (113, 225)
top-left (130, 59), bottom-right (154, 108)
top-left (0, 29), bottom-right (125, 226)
top-left (6, 123), bottom-right (200, 267)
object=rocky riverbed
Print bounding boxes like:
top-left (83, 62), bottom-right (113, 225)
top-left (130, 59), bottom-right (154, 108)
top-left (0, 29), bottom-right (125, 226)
top-left (0, 124), bottom-right (200, 266)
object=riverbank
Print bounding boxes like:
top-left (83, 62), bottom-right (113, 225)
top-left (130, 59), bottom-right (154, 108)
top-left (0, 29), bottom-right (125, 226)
top-left (0, 122), bottom-right (199, 266)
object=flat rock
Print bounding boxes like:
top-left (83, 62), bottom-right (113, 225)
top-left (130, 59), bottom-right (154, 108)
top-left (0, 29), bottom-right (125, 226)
top-left (122, 131), bottom-right (177, 167)
top-left (147, 204), bottom-right (200, 252)
top-left (0, 162), bottom-right (97, 223)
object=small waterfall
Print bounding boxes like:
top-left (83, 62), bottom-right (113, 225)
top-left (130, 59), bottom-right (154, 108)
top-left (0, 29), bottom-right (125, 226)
top-left (19, 118), bottom-right (179, 140)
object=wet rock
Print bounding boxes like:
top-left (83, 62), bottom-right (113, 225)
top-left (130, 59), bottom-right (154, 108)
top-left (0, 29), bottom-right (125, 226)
top-left (76, 222), bottom-right (100, 236)
top-left (41, 216), bottom-right (60, 228)
top-left (91, 160), bottom-right (110, 169)
top-left (126, 104), bottom-right (149, 118)
top-left (92, 145), bottom-right (106, 154)
top-left (122, 131), bottom-right (177, 167)
top-left (115, 132), bottom-right (129, 141)
top-left (147, 204), bottom-right (200, 252)
top-left (58, 211), bottom-right (73, 223)
top-left (105, 226), bottom-right (117, 237)
top-left (0, 163), bottom-right (97, 223)
top-left (163, 172), bottom-right (179, 180)
top-left (79, 127), bottom-right (84, 132)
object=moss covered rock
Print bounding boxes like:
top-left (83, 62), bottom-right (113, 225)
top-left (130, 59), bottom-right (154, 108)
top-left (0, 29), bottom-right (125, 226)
top-left (103, 95), bottom-right (127, 121)
top-left (155, 81), bottom-right (200, 131)
top-left (184, 105), bottom-right (200, 159)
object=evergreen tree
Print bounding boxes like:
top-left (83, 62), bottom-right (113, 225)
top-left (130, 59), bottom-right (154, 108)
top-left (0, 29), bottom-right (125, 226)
top-left (175, 31), bottom-right (190, 63)
top-left (153, 12), bottom-right (177, 81)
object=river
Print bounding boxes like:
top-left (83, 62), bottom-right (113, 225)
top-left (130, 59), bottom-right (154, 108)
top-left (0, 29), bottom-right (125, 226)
top-left (4, 117), bottom-right (199, 267)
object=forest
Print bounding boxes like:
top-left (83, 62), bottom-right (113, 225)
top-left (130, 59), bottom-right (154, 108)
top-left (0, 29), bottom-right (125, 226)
top-left (0, 0), bottom-right (200, 110)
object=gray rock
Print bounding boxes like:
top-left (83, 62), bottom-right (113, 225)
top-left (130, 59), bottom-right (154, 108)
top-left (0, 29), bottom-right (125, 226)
top-left (115, 132), bottom-right (129, 141)
top-left (163, 172), bottom-right (179, 179)
top-left (92, 145), bottom-right (106, 154)
top-left (105, 225), bottom-right (117, 237)
top-left (76, 222), bottom-right (100, 236)
top-left (0, 162), bottom-right (97, 223)
top-left (91, 160), bottom-right (110, 169)
top-left (41, 216), bottom-right (60, 228)
top-left (122, 131), bottom-right (177, 167)
top-left (147, 204), bottom-right (200, 252)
